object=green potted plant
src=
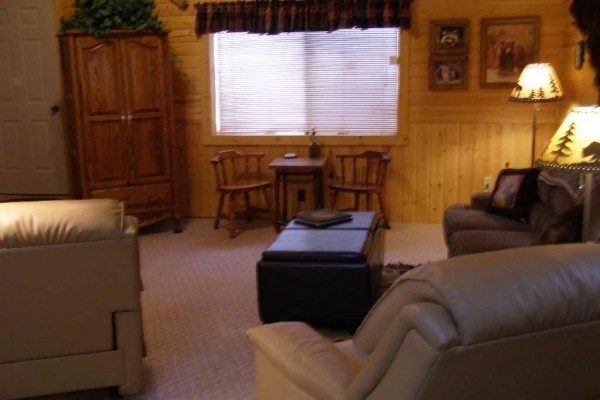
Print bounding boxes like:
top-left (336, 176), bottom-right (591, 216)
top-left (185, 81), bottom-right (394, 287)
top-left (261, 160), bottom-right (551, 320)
top-left (60, 0), bottom-right (163, 36)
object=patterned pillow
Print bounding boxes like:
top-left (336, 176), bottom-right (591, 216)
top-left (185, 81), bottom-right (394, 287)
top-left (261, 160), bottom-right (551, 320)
top-left (487, 168), bottom-right (540, 220)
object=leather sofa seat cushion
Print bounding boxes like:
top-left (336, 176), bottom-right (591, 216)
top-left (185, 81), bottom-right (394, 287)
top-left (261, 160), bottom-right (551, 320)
top-left (443, 203), bottom-right (530, 239)
top-left (0, 199), bottom-right (126, 248)
top-left (446, 230), bottom-right (542, 256)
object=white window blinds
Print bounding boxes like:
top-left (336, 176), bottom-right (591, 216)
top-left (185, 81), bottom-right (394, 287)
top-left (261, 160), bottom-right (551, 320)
top-left (212, 28), bottom-right (399, 136)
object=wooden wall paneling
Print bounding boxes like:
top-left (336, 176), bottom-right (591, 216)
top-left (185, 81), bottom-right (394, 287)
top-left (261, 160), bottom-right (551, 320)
top-left (536, 124), bottom-right (559, 156)
top-left (471, 123), bottom-right (491, 190)
top-left (429, 123), bottom-right (446, 222)
top-left (414, 124), bottom-right (432, 223)
top-left (386, 145), bottom-right (405, 223)
top-left (57, 0), bottom-right (581, 223)
top-left (457, 124), bottom-right (475, 200)
top-left (498, 124), bottom-right (520, 170)
top-left (398, 126), bottom-right (417, 223)
top-left (442, 123), bottom-right (460, 214)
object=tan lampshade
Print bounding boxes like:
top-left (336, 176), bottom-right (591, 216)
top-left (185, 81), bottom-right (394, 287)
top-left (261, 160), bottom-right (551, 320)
top-left (539, 106), bottom-right (600, 169)
top-left (508, 63), bottom-right (564, 103)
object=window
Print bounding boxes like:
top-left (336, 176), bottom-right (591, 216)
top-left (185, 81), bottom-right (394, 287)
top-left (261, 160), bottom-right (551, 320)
top-left (212, 28), bottom-right (400, 137)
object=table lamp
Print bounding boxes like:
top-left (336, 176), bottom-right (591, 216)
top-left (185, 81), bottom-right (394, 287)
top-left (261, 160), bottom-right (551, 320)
top-left (536, 106), bottom-right (600, 242)
top-left (509, 63), bottom-right (565, 164)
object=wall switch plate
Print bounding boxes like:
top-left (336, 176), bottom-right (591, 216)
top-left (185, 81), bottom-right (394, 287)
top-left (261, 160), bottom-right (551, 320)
top-left (484, 176), bottom-right (492, 191)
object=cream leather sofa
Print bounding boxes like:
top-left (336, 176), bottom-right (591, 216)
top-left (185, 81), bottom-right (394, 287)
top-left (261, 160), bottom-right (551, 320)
top-left (248, 243), bottom-right (600, 400)
top-left (0, 199), bottom-right (143, 399)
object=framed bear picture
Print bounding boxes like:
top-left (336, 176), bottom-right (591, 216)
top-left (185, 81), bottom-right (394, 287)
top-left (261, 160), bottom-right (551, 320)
top-left (430, 20), bottom-right (469, 54)
top-left (480, 17), bottom-right (540, 88)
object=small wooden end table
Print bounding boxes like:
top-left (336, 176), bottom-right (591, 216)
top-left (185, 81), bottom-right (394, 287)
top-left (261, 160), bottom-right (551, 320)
top-left (268, 157), bottom-right (327, 231)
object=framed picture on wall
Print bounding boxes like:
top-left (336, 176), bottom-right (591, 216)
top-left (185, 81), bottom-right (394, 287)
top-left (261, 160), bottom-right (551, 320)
top-left (429, 55), bottom-right (468, 90)
top-left (430, 19), bottom-right (469, 54)
top-left (480, 16), bottom-right (540, 88)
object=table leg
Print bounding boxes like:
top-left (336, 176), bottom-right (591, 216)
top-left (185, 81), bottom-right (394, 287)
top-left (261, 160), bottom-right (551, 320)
top-left (282, 172), bottom-right (288, 224)
top-left (274, 170), bottom-right (282, 233)
top-left (314, 170), bottom-right (324, 209)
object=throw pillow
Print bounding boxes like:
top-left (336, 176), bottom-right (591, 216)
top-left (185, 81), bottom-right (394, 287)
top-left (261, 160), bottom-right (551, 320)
top-left (487, 168), bottom-right (540, 220)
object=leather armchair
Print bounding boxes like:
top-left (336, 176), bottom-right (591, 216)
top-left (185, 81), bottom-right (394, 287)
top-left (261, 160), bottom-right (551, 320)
top-left (0, 199), bottom-right (143, 399)
top-left (248, 243), bottom-right (600, 400)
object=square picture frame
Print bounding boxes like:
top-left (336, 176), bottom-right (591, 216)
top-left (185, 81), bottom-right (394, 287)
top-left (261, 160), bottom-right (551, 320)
top-left (429, 55), bottom-right (468, 90)
top-left (480, 16), bottom-right (540, 88)
top-left (430, 19), bottom-right (469, 54)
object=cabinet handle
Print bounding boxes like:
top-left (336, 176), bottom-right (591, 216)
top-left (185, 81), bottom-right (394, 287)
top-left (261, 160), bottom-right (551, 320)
top-left (121, 115), bottom-right (126, 122)
top-left (127, 113), bottom-right (132, 124)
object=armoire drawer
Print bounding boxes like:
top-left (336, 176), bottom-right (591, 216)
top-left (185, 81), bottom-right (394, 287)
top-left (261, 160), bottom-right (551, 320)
top-left (90, 183), bottom-right (173, 208)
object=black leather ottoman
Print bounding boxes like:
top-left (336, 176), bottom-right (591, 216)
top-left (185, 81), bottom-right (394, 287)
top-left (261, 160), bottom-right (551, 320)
top-left (257, 211), bottom-right (384, 330)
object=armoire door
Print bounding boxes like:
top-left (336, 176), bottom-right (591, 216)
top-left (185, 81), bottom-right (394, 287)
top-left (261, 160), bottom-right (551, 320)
top-left (121, 35), bottom-right (171, 185)
top-left (75, 36), bottom-right (129, 190)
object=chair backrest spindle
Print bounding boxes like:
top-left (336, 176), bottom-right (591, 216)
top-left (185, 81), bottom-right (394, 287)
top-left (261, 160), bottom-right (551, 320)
top-left (211, 149), bottom-right (267, 187)
top-left (335, 151), bottom-right (390, 186)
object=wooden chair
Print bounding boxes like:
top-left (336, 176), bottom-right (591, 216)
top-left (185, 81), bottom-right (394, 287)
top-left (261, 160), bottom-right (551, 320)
top-left (211, 149), bottom-right (276, 238)
top-left (329, 151), bottom-right (391, 227)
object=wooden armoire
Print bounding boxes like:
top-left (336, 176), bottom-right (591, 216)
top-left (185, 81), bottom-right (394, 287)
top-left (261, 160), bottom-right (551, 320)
top-left (59, 30), bottom-right (181, 231)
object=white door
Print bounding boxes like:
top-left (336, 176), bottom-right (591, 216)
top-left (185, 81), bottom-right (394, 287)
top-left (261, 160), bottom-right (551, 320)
top-left (0, 0), bottom-right (68, 194)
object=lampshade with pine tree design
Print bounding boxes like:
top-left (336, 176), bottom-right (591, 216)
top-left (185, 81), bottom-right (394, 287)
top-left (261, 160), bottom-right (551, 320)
top-left (509, 63), bottom-right (564, 102)
top-left (539, 106), bottom-right (600, 170)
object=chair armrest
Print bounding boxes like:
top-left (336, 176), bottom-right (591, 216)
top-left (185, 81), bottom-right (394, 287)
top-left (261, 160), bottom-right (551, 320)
top-left (470, 191), bottom-right (492, 211)
top-left (247, 322), bottom-right (356, 399)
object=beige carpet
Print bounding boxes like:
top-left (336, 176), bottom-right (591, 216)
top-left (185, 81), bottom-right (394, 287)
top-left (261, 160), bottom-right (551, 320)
top-left (27, 218), bottom-right (446, 400)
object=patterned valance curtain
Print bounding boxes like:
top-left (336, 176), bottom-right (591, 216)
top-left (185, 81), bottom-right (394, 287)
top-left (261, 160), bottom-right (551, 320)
top-left (194, 0), bottom-right (413, 36)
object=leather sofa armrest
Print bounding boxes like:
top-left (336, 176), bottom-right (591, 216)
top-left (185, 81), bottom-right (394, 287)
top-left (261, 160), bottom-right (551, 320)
top-left (344, 303), bottom-right (460, 400)
top-left (247, 322), bottom-right (357, 399)
top-left (403, 303), bottom-right (460, 350)
top-left (470, 191), bottom-right (492, 210)
top-left (0, 199), bottom-right (127, 248)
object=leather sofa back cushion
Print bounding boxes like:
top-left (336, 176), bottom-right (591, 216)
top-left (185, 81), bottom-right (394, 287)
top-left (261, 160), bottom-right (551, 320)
top-left (354, 244), bottom-right (600, 355)
top-left (0, 199), bottom-right (126, 249)
top-left (487, 168), bottom-right (540, 220)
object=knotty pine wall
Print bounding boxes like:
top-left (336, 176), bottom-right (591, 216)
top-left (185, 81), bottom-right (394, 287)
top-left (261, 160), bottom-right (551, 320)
top-left (58, 0), bottom-right (598, 223)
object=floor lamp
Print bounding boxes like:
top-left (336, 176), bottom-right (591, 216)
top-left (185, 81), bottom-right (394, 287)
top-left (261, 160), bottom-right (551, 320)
top-left (508, 63), bottom-right (565, 165)
top-left (536, 106), bottom-right (600, 242)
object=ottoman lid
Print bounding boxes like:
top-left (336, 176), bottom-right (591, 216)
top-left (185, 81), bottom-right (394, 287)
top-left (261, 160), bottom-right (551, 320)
top-left (262, 229), bottom-right (371, 263)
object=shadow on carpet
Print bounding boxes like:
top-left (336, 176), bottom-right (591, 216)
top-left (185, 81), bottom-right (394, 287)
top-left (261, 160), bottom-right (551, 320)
top-left (379, 262), bottom-right (421, 297)
top-left (318, 262), bottom-right (421, 342)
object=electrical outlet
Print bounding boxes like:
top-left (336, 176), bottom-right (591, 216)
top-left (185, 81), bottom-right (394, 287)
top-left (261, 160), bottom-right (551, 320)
top-left (297, 189), bottom-right (306, 202)
top-left (483, 176), bottom-right (492, 191)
